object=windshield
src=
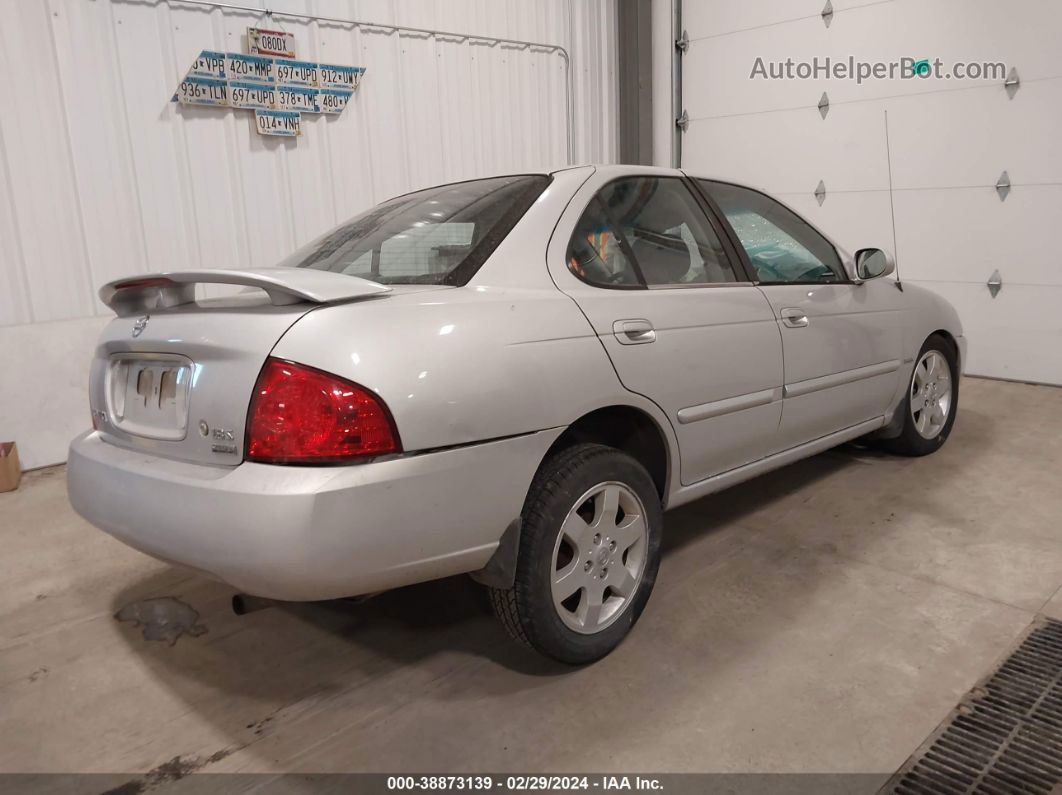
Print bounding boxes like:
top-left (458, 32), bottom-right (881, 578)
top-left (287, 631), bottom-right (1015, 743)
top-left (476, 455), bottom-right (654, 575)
top-left (275, 175), bottom-right (550, 286)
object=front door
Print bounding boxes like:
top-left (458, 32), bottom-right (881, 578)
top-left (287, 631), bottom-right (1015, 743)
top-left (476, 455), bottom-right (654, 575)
top-left (548, 172), bottom-right (784, 485)
top-left (696, 179), bottom-right (904, 448)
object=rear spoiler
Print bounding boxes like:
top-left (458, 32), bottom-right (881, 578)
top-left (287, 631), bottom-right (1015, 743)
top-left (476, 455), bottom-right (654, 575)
top-left (99, 268), bottom-right (391, 316)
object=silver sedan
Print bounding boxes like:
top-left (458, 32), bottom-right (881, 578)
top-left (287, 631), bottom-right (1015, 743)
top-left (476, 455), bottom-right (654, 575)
top-left (68, 165), bottom-right (965, 663)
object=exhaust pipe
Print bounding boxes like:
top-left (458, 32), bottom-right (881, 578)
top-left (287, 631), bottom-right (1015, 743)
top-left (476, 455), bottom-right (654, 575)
top-left (232, 593), bottom-right (279, 615)
top-left (232, 592), bottom-right (380, 616)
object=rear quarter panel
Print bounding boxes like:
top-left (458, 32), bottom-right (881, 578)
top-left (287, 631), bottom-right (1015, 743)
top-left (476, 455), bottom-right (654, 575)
top-left (270, 286), bottom-right (628, 452)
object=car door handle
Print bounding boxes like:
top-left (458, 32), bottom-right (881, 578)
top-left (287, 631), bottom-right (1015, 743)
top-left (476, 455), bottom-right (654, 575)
top-left (613, 319), bottom-right (656, 345)
top-left (780, 308), bottom-right (809, 328)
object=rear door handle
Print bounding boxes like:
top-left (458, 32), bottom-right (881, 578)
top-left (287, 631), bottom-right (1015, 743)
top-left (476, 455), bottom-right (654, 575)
top-left (613, 319), bottom-right (656, 345)
top-left (780, 308), bottom-right (809, 328)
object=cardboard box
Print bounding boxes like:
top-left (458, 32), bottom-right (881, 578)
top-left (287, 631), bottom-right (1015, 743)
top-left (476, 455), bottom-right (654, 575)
top-left (0, 442), bottom-right (21, 493)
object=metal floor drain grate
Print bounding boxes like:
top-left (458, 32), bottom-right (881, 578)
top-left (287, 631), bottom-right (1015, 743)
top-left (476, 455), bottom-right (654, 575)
top-left (886, 618), bottom-right (1062, 794)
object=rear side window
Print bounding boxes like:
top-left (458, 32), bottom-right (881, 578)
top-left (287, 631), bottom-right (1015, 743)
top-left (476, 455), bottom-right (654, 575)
top-left (567, 177), bottom-right (739, 289)
top-left (697, 180), bottom-right (845, 284)
top-left (277, 175), bottom-right (551, 286)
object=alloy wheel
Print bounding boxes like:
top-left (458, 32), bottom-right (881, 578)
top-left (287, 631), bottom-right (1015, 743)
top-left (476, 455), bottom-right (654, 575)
top-left (910, 349), bottom-right (953, 440)
top-left (550, 481), bottom-right (648, 634)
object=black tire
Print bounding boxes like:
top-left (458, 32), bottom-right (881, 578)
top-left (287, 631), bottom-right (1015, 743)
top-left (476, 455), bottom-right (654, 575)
top-left (880, 333), bottom-right (959, 456)
top-left (489, 443), bottom-right (662, 665)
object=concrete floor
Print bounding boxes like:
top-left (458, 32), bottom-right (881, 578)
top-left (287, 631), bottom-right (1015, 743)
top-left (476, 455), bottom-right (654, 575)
top-left (2, 377), bottom-right (1061, 778)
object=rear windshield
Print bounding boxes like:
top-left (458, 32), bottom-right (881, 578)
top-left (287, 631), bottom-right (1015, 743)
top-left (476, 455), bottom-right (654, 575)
top-left (275, 175), bottom-right (550, 286)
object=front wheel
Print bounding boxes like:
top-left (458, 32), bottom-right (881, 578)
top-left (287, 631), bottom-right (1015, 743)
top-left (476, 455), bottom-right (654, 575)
top-left (881, 334), bottom-right (959, 456)
top-left (489, 443), bottom-right (662, 664)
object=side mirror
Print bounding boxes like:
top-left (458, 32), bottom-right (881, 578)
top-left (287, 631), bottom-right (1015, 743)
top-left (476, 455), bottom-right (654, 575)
top-left (854, 248), bottom-right (895, 281)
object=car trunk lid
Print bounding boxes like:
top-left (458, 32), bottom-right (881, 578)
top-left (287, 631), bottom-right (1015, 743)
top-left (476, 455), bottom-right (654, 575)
top-left (91, 269), bottom-right (395, 466)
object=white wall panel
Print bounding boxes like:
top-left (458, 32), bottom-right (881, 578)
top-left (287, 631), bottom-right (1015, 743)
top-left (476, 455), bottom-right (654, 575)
top-left (0, 0), bottom-right (619, 469)
top-left (679, 0), bottom-right (1062, 385)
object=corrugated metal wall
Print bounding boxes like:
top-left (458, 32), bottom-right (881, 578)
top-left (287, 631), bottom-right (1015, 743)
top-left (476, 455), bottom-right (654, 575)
top-left (0, 0), bottom-right (619, 468)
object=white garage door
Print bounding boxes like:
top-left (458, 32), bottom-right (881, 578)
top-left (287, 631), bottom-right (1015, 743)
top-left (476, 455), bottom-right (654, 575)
top-left (679, 0), bottom-right (1062, 385)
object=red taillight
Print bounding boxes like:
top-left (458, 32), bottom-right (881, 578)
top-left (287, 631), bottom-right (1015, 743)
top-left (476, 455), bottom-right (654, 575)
top-left (246, 358), bottom-right (400, 463)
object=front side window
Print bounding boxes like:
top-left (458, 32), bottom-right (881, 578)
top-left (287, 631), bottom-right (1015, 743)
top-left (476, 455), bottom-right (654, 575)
top-left (697, 180), bottom-right (845, 284)
top-left (567, 177), bottom-right (738, 288)
top-left (276, 175), bottom-right (550, 285)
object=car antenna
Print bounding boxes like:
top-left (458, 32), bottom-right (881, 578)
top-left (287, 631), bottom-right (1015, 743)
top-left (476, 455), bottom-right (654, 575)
top-left (884, 109), bottom-right (903, 291)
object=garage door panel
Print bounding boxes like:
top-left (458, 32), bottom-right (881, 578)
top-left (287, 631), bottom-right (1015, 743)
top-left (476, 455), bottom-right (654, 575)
top-left (684, 0), bottom-right (1060, 120)
top-left (684, 0), bottom-right (889, 41)
top-left (781, 192), bottom-right (895, 257)
top-left (887, 79), bottom-right (1062, 190)
top-left (684, 0), bottom-right (1061, 384)
top-left (894, 186), bottom-right (1062, 286)
top-left (684, 17), bottom-right (832, 120)
top-left (683, 0), bottom-right (814, 41)
top-left (684, 103), bottom-right (890, 194)
top-left (907, 281), bottom-right (1062, 385)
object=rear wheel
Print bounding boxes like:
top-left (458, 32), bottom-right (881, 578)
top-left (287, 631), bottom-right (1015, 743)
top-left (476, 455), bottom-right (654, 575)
top-left (881, 334), bottom-right (959, 456)
top-left (489, 443), bottom-right (662, 664)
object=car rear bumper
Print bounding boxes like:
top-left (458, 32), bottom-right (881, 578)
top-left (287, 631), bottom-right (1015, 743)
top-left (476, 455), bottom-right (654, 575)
top-left (67, 429), bottom-right (562, 601)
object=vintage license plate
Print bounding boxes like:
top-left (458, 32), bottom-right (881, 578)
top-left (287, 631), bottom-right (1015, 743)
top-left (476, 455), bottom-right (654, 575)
top-left (227, 52), bottom-right (274, 84)
top-left (255, 109), bottom-right (301, 136)
top-left (176, 76), bottom-right (228, 106)
top-left (188, 50), bottom-right (226, 79)
top-left (248, 27), bottom-right (296, 59)
top-left (275, 59), bottom-right (318, 87)
top-left (229, 81), bottom-right (276, 110)
top-left (275, 83), bottom-right (318, 113)
top-left (319, 64), bottom-right (364, 90)
top-left (317, 88), bottom-right (353, 114)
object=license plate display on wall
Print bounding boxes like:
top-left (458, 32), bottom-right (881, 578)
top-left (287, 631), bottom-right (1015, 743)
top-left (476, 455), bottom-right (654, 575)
top-left (275, 84), bottom-right (318, 113)
top-left (317, 88), bottom-right (353, 114)
top-left (229, 81), bottom-right (276, 110)
top-left (189, 50), bottom-right (226, 79)
top-left (173, 32), bottom-right (363, 141)
top-left (248, 27), bottom-right (296, 59)
top-left (226, 53), bottom-right (274, 84)
top-left (255, 109), bottom-right (301, 136)
top-left (177, 76), bottom-right (228, 106)
top-left (275, 59), bottom-right (319, 87)
top-left (319, 64), bottom-right (364, 90)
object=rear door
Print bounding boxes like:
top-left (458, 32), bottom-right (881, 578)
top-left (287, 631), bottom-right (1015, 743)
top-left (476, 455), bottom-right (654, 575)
top-left (696, 180), bottom-right (905, 449)
top-left (547, 171), bottom-right (784, 486)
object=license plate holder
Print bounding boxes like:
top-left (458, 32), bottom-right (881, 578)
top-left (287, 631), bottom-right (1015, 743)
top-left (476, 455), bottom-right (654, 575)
top-left (107, 354), bottom-right (193, 441)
